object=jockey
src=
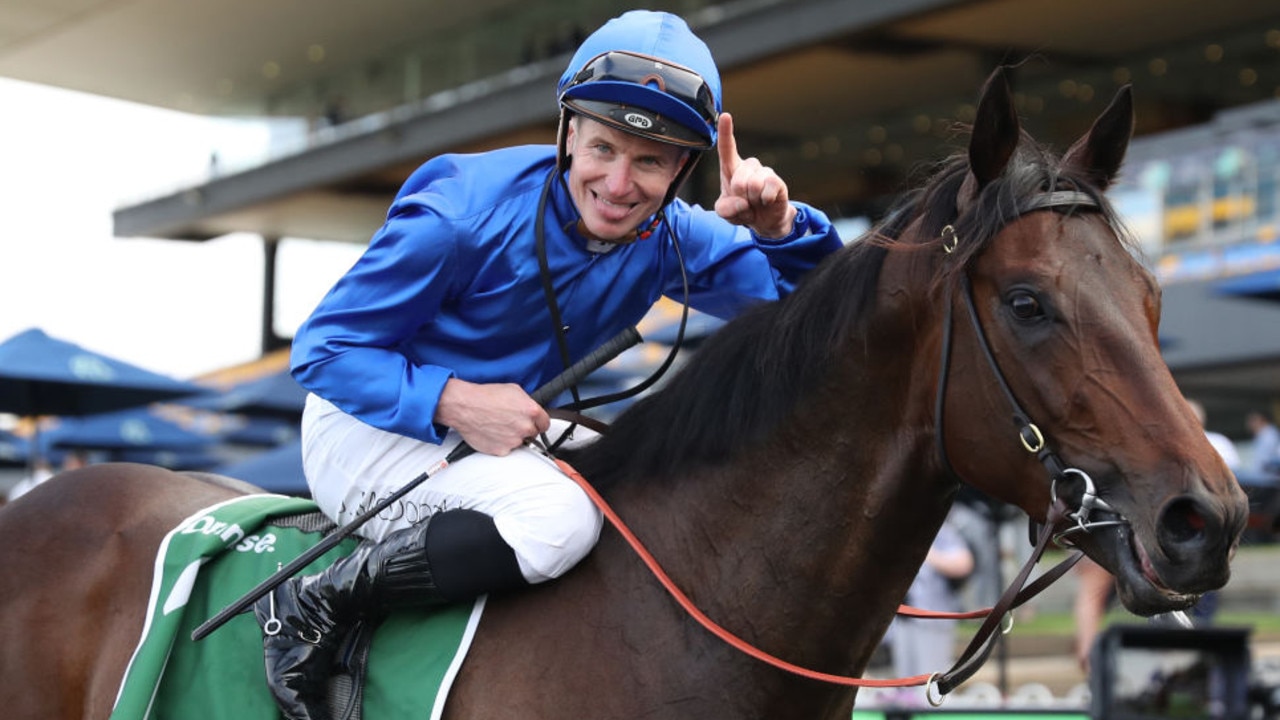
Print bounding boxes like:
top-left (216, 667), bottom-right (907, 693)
top-left (255, 10), bottom-right (843, 719)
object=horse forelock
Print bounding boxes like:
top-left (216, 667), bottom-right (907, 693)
top-left (924, 136), bottom-right (1140, 285)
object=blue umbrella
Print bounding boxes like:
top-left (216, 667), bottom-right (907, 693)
top-left (116, 447), bottom-right (224, 471)
top-left (1214, 268), bottom-right (1280, 303)
top-left (215, 439), bottom-right (309, 497)
top-left (0, 328), bottom-right (205, 417)
top-left (220, 416), bottom-right (299, 447)
top-left (42, 406), bottom-right (214, 453)
top-left (183, 370), bottom-right (307, 420)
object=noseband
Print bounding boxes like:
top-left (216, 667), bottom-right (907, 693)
top-left (928, 189), bottom-right (1130, 697)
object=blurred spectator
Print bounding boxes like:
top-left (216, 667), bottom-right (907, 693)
top-left (950, 486), bottom-right (1004, 609)
top-left (1072, 556), bottom-right (1114, 672)
top-left (1188, 399), bottom-right (1240, 470)
top-left (6, 458), bottom-right (53, 501)
top-left (322, 96), bottom-right (346, 128)
top-left (61, 449), bottom-right (89, 472)
top-left (888, 507), bottom-right (976, 684)
top-left (6, 450), bottom-right (85, 501)
top-left (1246, 411), bottom-right (1280, 476)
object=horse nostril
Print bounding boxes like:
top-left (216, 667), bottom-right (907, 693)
top-left (1160, 496), bottom-right (1208, 549)
top-left (1154, 495), bottom-right (1235, 593)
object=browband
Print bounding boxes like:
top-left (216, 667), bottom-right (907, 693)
top-left (1020, 190), bottom-right (1097, 213)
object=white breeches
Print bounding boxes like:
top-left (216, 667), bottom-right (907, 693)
top-left (299, 394), bottom-right (604, 584)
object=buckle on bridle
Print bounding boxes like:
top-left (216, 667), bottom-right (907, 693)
top-left (1018, 422), bottom-right (1045, 453)
top-left (940, 225), bottom-right (959, 254)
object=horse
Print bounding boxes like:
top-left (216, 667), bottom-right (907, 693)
top-left (0, 67), bottom-right (1248, 720)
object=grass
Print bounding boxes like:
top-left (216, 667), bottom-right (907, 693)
top-left (957, 543), bottom-right (1280, 638)
top-left (981, 610), bottom-right (1280, 636)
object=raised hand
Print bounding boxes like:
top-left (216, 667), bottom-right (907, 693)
top-left (713, 112), bottom-right (797, 239)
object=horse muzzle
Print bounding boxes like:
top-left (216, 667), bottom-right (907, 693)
top-left (1073, 490), bottom-right (1244, 616)
top-left (1047, 461), bottom-right (1247, 612)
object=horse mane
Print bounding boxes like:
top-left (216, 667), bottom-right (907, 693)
top-left (563, 127), bottom-right (1137, 491)
top-left (563, 236), bottom-right (887, 489)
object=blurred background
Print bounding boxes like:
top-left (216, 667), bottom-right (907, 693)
top-left (2, 0), bottom-right (1275, 437)
top-left (1, 0), bottom-right (1280, 715)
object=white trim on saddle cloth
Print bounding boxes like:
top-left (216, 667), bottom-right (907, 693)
top-left (433, 595), bottom-right (486, 720)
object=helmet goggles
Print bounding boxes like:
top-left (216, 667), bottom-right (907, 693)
top-left (561, 51), bottom-right (718, 148)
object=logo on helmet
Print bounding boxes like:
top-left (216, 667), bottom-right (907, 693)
top-left (624, 112), bottom-right (654, 130)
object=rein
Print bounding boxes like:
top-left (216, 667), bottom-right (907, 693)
top-left (551, 454), bottom-right (1079, 691)
top-left (544, 190), bottom-right (1123, 698)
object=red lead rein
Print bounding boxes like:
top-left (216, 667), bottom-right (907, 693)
top-left (554, 457), bottom-right (933, 689)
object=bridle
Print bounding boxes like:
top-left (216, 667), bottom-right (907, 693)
top-left (548, 189), bottom-right (1139, 700)
top-left (935, 190), bottom-right (1125, 534)
top-left (927, 188), bottom-right (1129, 698)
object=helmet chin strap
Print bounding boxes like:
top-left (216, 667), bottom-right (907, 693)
top-left (535, 120), bottom-right (697, 422)
top-left (574, 216), bottom-right (660, 246)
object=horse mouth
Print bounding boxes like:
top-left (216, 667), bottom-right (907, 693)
top-left (1083, 512), bottom-right (1199, 615)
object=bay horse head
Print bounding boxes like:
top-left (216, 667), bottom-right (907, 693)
top-left (905, 67), bottom-right (1248, 615)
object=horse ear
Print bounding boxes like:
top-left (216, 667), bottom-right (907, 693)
top-left (1061, 85), bottom-right (1134, 190)
top-left (965, 67), bottom-right (1021, 194)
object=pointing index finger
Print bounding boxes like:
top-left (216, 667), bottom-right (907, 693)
top-left (717, 112), bottom-right (740, 180)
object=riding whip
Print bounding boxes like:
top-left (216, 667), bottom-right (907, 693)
top-left (192, 325), bottom-right (642, 641)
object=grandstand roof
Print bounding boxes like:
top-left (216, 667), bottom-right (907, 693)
top-left (2, 0), bottom-right (1276, 241)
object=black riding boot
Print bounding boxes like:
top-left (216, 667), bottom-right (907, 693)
top-left (254, 508), bottom-right (528, 720)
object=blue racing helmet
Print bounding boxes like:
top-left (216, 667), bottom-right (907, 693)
top-left (557, 11), bottom-right (721, 149)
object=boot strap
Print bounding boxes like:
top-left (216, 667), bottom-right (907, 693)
top-left (372, 520), bottom-right (443, 609)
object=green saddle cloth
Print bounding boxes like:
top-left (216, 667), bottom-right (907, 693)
top-left (111, 494), bottom-right (482, 720)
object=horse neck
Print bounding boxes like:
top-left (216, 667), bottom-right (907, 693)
top-left (602, 247), bottom-right (958, 694)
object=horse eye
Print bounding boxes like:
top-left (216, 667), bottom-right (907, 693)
top-left (1009, 292), bottom-right (1043, 320)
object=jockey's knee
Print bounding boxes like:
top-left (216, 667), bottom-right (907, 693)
top-left (497, 483), bottom-right (603, 584)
